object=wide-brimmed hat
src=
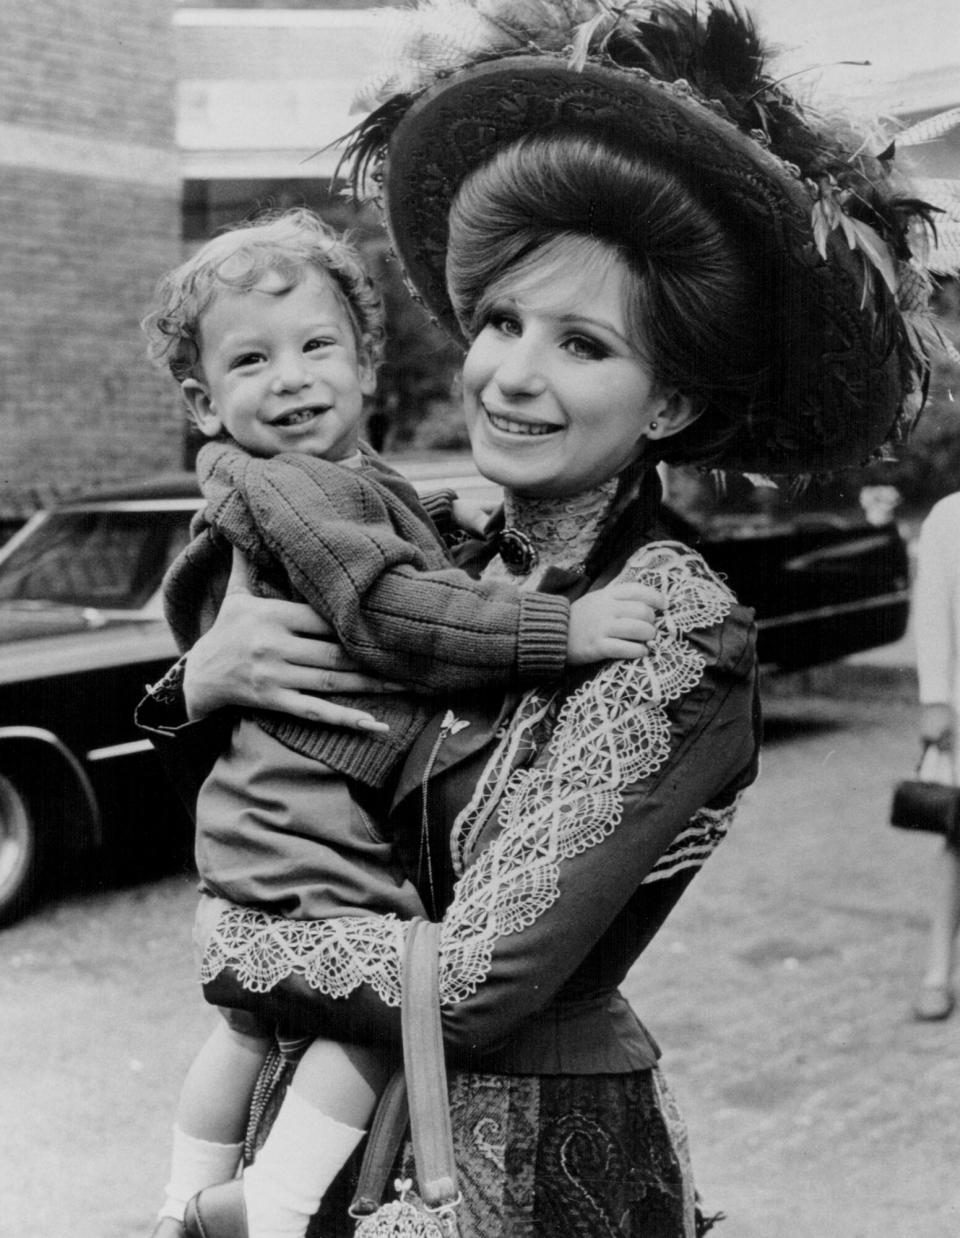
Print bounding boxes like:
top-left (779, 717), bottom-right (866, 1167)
top-left (341, 0), bottom-right (946, 473)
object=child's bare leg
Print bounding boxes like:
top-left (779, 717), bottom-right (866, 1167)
top-left (156, 1009), bottom-right (272, 1225)
top-left (242, 1037), bottom-right (392, 1238)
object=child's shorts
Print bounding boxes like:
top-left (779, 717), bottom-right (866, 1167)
top-left (194, 717), bottom-right (425, 921)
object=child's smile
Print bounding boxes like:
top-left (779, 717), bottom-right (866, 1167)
top-left (269, 403), bottom-right (333, 430)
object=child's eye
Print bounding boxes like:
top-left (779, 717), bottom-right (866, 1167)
top-left (230, 352), bottom-right (265, 370)
top-left (304, 336), bottom-right (336, 353)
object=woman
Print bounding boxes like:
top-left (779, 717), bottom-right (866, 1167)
top-left (910, 494), bottom-right (960, 1021)
top-left (139, 2), bottom-right (937, 1233)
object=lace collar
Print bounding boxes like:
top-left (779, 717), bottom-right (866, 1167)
top-left (486, 480), bottom-right (619, 584)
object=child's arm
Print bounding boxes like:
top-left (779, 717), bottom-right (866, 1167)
top-left (208, 447), bottom-right (657, 692)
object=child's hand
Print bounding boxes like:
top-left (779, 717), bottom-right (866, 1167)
top-left (567, 582), bottom-right (663, 665)
top-left (452, 497), bottom-right (496, 536)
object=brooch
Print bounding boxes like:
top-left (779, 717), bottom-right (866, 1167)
top-left (496, 528), bottom-right (539, 575)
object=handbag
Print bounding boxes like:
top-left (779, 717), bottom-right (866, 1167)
top-left (890, 742), bottom-right (960, 840)
top-left (349, 917), bottom-right (461, 1237)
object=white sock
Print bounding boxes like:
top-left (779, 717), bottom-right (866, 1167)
top-left (158, 1125), bottom-right (243, 1221)
top-left (243, 1089), bottom-right (365, 1238)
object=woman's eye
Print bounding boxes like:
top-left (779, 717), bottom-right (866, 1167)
top-left (564, 335), bottom-right (607, 361)
top-left (489, 311), bottom-right (521, 337)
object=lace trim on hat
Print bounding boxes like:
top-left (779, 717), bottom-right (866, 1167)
top-left (200, 541), bottom-right (736, 1005)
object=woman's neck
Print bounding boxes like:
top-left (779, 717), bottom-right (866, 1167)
top-left (489, 479), bottom-right (620, 585)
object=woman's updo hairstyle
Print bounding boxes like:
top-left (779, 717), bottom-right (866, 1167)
top-left (445, 129), bottom-right (767, 466)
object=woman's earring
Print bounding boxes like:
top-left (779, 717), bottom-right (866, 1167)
top-left (648, 420), bottom-right (659, 434)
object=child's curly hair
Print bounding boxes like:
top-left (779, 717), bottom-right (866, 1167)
top-left (143, 208), bottom-right (386, 382)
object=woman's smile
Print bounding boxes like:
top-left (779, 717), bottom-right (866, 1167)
top-left (483, 406), bottom-right (558, 437)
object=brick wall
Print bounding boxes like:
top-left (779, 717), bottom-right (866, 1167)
top-left (0, 0), bottom-right (184, 520)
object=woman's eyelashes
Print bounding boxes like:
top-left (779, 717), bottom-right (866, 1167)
top-left (482, 309), bottom-right (610, 360)
top-left (563, 333), bottom-right (608, 361)
top-left (485, 308), bottom-right (521, 336)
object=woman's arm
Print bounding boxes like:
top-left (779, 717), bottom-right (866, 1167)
top-left (199, 544), bottom-right (759, 1055)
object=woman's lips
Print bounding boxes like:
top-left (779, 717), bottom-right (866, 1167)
top-left (485, 407), bottom-right (558, 437)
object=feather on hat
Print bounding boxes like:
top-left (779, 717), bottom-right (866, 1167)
top-left (340, 0), bottom-right (952, 473)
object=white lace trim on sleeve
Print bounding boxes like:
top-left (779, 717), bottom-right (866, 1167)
top-left (201, 909), bottom-right (410, 1005)
top-left (200, 542), bottom-right (737, 1005)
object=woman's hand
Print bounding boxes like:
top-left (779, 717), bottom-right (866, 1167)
top-left (182, 550), bottom-right (400, 730)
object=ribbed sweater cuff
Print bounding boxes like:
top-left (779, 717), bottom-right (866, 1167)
top-left (516, 593), bottom-right (570, 683)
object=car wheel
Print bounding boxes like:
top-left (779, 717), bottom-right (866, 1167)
top-left (0, 772), bottom-right (39, 927)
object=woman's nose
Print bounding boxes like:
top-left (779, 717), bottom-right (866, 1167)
top-left (490, 338), bottom-right (545, 398)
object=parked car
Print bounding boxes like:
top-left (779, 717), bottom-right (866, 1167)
top-left (0, 460), bottom-right (910, 926)
top-left (659, 504), bottom-right (911, 671)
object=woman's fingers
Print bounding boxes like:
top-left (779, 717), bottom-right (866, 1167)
top-left (266, 689), bottom-right (392, 732)
top-left (272, 663), bottom-right (408, 696)
top-left (281, 631), bottom-right (361, 671)
top-left (182, 581), bottom-right (406, 725)
top-left (243, 597), bottom-right (335, 637)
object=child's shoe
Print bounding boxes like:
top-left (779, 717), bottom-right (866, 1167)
top-left (183, 1180), bottom-right (247, 1238)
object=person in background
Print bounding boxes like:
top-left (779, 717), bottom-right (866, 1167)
top-left (911, 492), bottom-right (960, 1020)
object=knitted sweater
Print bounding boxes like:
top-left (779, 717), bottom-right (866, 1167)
top-left (162, 441), bottom-right (571, 787)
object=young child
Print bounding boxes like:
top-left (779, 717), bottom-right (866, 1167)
top-left (142, 208), bottom-right (660, 1238)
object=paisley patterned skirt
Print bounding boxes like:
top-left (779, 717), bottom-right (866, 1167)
top-left (247, 1062), bottom-right (718, 1237)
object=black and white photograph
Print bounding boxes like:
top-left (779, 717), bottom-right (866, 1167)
top-left (1, 1), bottom-right (959, 1235)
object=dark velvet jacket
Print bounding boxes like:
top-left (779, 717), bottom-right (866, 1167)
top-left (138, 468), bottom-right (761, 1075)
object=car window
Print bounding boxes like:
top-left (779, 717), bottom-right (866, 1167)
top-left (0, 510), bottom-right (194, 610)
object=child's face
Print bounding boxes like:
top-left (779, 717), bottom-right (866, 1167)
top-left (182, 267), bottom-right (376, 460)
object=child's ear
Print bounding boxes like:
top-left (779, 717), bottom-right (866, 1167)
top-left (181, 379), bottom-right (223, 438)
